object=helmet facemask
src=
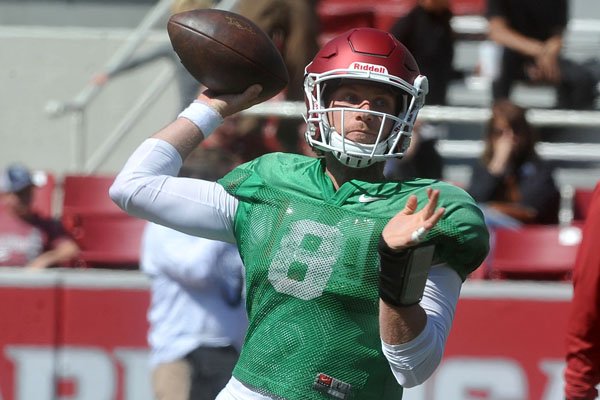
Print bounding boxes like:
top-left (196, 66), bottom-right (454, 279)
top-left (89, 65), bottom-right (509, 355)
top-left (304, 70), bottom-right (428, 168)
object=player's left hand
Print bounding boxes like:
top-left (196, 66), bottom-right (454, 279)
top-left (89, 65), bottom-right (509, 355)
top-left (381, 188), bottom-right (445, 252)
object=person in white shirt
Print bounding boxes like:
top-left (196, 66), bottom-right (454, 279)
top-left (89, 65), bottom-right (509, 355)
top-left (140, 146), bottom-right (247, 400)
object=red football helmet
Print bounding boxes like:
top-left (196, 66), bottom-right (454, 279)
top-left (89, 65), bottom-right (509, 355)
top-left (303, 28), bottom-right (428, 168)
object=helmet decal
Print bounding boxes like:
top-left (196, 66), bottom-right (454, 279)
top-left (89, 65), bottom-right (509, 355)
top-left (349, 62), bottom-right (388, 74)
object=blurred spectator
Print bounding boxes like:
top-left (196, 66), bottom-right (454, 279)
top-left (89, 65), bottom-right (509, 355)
top-left (91, 0), bottom-right (216, 110)
top-left (467, 99), bottom-right (560, 226)
top-left (389, 0), bottom-right (456, 106)
top-left (564, 181), bottom-right (600, 400)
top-left (486, 0), bottom-right (598, 110)
top-left (206, 0), bottom-right (321, 156)
top-left (384, 121), bottom-right (445, 181)
top-left (0, 164), bottom-right (79, 269)
top-left (386, 0), bottom-right (452, 182)
top-left (235, 0), bottom-right (320, 104)
top-left (141, 146), bottom-right (247, 400)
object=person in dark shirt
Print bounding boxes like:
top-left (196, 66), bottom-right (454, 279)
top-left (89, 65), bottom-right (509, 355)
top-left (230, 0), bottom-right (321, 155)
top-left (467, 99), bottom-right (560, 225)
top-left (486, 0), bottom-right (598, 109)
top-left (384, 121), bottom-right (445, 181)
top-left (386, 0), bottom-right (452, 181)
top-left (389, 0), bottom-right (455, 106)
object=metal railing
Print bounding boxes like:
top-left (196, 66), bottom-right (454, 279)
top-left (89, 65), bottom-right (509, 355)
top-left (44, 0), bottom-right (239, 173)
top-left (45, 0), bottom-right (173, 172)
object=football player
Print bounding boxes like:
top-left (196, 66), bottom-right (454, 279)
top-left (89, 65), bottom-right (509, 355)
top-left (111, 28), bottom-right (489, 399)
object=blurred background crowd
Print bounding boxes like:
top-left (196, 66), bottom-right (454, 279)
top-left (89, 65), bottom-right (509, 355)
top-left (2, 0), bottom-right (599, 271)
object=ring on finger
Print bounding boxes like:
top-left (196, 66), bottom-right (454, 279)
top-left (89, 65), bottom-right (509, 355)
top-left (411, 227), bottom-right (428, 243)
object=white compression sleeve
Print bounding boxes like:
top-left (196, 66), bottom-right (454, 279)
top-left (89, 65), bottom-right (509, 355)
top-left (381, 264), bottom-right (462, 388)
top-left (110, 138), bottom-right (238, 243)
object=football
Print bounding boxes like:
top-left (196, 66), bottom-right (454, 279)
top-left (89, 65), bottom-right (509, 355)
top-left (167, 8), bottom-right (289, 103)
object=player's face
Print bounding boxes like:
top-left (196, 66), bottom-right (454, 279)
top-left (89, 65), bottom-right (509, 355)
top-left (327, 82), bottom-right (398, 145)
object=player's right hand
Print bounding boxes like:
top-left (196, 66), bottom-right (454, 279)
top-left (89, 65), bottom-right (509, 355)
top-left (197, 84), bottom-right (263, 118)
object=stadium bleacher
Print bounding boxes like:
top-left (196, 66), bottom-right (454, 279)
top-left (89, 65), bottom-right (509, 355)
top-left (60, 174), bottom-right (146, 269)
top-left (487, 224), bottom-right (584, 281)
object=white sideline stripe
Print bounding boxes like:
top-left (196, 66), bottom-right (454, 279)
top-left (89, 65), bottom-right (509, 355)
top-left (0, 268), bottom-right (572, 300)
top-left (0, 268), bottom-right (61, 287)
top-left (461, 280), bottom-right (572, 300)
top-left (0, 267), bottom-right (149, 289)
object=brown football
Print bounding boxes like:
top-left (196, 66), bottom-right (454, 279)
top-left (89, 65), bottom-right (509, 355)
top-left (167, 8), bottom-right (289, 103)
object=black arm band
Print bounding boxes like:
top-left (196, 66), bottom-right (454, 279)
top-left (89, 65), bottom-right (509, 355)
top-left (378, 237), bottom-right (435, 307)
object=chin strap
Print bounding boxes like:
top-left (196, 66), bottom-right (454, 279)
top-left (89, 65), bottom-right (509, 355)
top-left (328, 130), bottom-right (390, 168)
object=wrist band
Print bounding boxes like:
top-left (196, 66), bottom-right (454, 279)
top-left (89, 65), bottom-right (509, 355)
top-left (177, 100), bottom-right (223, 138)
top-left (378, 239), bottom-right (413, 307)
top-left (378, 238), bottom-right (435, 307)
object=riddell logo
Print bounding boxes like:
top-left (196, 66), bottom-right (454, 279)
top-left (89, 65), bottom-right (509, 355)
top-left (350, 62), bottom-right (388, 74)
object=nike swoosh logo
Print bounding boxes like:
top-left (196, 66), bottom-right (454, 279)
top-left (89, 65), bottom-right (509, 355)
top-left (358, 194), bottom-right (387, 203)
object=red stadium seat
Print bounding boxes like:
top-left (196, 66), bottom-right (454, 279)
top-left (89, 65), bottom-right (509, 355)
top-left (449, 0), bottom-right (486, 15)
top-left (61, 174), bottom-right (120, 215)
top-left (61, 174), bottom-right (123, 231)
top-left (60, 174), bottom-right (144, 269)
top-left (317, 2), bottom-right (376, 46)
top-left (374, 1), bottom-right (416, 31)
top-left (70, 213), bottom-right (146, 269)
top-left (573, 187), bottom-right (594, 221)
top-left (317, 0), bottom-right (484, 36)
top-left (488, 224), bottom-right (583, 281)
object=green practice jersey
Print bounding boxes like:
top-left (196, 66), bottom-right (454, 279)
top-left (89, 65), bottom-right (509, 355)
top-left (218, 152), bottom-right (489, 400)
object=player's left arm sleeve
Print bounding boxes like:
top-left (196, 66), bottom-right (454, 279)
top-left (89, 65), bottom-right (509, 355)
top-left (381, 264), bottom-right (461, 388)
